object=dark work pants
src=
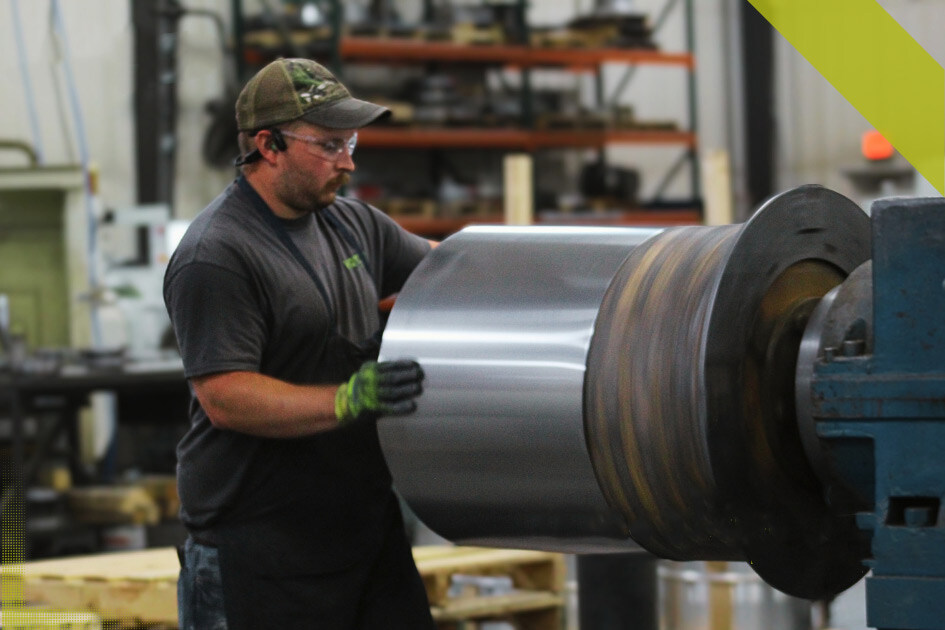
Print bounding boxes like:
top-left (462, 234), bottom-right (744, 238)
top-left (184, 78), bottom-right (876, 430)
top-left (178, 538), bottom-right (228, 630)
top-left (178, 521), bottom-right (435, 630)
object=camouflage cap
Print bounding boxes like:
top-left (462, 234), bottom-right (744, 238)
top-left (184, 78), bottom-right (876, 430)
top-left (235, 58), bottom-right (390, 132)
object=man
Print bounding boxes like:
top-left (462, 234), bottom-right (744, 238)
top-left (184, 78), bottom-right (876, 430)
top-left (164, 57), bottom-right (436, 629)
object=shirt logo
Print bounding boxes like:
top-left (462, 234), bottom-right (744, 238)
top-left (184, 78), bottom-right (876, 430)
top-left (343, 254), bottom-right (364, 270)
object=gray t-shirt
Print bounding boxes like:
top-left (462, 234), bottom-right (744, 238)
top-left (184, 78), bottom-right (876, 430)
top-left (163, 177), bottom-right (430, 537)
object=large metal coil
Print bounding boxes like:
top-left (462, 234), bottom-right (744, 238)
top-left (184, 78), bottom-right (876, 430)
top-left (379, 185), bottom-right (872, 599)
top-left (380, 224), bottom-right (666, 551)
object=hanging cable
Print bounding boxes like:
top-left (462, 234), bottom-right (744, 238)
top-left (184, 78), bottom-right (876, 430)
top-left (50, 0), bottom-right (103, 348)
top-left (11, 0), bottom-right (45, 165)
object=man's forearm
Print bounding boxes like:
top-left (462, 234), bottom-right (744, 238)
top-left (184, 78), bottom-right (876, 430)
top-left (191, 370), bottom-right (341, 438)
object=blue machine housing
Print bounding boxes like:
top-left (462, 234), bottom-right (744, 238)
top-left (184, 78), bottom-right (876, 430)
top-left (811, 197), bottom-right (945, 630)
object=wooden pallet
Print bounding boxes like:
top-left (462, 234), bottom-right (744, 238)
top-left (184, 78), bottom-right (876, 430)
top-left (450, 23), bottom-right (506, 46)
top-left (383, 198), bottom-right (502, 220)
top-left (1, 548), bottom-right (179, 627)
top-left (384, 197), bottom-right (438, 218)
top-left (0, 607), bottom-right (103, 629)
top-left (415, 546), bottom-right (566, 630)
top-left (67, 486), bottom-right (162, 526)
top-left (3, 546), bottom-right (565, 629)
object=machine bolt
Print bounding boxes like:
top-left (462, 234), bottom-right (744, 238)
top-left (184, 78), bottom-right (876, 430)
top-left (823, 346), bottom-right (836, 362)
top-left (842, 339), bottom-right (865, 357)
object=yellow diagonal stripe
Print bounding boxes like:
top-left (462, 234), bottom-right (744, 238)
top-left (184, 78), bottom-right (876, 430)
top-left (749, 0), bottom-right (944, 194)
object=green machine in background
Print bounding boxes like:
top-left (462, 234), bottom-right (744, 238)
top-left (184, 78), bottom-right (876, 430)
top-left (0, 166), bottom-right (93, 352)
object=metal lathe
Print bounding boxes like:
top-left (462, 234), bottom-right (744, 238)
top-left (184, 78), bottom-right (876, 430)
top-left (379, 185), bottom-right (945, 630)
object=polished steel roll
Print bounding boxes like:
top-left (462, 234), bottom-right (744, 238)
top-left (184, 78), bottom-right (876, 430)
top-left (380, 225), bottom-right (664, 551)
top-left (380, 185), bottom-right (872, 599)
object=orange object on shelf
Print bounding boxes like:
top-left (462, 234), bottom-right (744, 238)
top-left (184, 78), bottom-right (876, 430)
top-left (862, 130), bottom-right (894, 161)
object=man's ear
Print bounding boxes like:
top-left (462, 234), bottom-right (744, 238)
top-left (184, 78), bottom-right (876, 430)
top-left (255, 130), bottom-right (281, 163)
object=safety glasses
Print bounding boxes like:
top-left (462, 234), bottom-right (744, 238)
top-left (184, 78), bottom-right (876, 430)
top-left (280, 129), bottom-right (358, 162)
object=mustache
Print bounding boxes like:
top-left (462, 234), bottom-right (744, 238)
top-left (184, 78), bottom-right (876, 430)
top-left (328, 174), bottom-right (350, 189)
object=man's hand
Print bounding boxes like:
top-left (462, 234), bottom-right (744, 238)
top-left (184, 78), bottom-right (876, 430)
top-left (335, 360), bottom-right (425, 425)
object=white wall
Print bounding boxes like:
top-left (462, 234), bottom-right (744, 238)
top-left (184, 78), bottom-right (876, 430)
top-left (0, 0), bottom-right (136, 207)
top-left (0, 0), bottom-right (245, 219)
top-left (773, 0), bottom-right (945, 199)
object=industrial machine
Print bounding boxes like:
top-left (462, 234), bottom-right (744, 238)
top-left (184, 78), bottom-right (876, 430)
top-left (378, 185), bottom-right (945, 629)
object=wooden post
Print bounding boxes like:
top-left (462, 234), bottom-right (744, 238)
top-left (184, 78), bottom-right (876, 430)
top-left (706, 561), bottom-right (734, 630)
top-left (701, 149), bottom-right (734, 226)
top-left (503, 153), bottom-right (533, 225)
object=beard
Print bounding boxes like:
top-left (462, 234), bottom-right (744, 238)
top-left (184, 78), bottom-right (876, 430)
top-left (276, 169), bottom-right (351, 216)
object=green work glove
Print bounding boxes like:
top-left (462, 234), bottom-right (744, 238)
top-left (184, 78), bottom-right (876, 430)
top-left (335, 360), bottom-right (425, 425)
